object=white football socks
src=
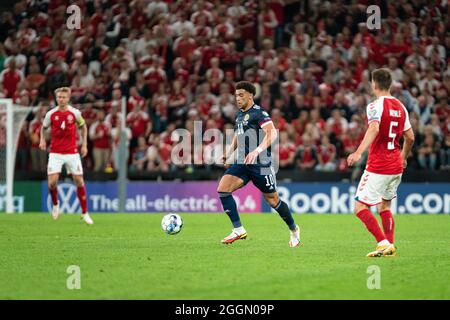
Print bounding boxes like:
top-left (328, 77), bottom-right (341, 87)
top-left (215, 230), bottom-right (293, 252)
top-left (234, 226), bottom-right (246, 235)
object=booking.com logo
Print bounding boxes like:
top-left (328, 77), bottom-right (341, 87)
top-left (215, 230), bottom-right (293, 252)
top-left (47, 183), bottom-right (81, 213)
top-left (170, 121), bottom-right (280, 175)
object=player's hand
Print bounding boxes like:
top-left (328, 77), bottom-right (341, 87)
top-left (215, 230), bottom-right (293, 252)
top-left (245, 150), bottom-right (259, 165)
top-left (39, 140), bottom-right (46, 151)
top-left (81, 144), bottom-right (88, 158)
top-left (222, 155), bottom-right (230, 169)
top-left (347, 152), bottom-right (361, 167)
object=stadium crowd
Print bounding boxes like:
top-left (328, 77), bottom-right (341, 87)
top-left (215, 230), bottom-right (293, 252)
top-left (0, 0), bottom-right (449, 174)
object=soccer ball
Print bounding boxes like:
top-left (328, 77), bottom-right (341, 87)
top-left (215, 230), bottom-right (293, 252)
top-left (161, 213), bottom-right (183, 235)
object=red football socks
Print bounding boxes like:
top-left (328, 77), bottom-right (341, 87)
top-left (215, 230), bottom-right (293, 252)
top-left (356, 209), bottom-right (386, 243)
top-left (77, 186), bottom-right (88, 214)
top-left (49, 186), bottom-right (58, 206)
top-left (380, 210), bottom-right (395, 244)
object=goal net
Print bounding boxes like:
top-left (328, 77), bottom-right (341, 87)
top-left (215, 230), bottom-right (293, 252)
top-left (0, 99), bottom-right (32, 213)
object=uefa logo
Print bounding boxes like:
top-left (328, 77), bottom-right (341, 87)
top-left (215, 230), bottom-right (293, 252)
top-left (46, 183), bottom-right (81, 213)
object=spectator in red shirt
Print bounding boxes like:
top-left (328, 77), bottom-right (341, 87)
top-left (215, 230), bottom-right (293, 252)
top-left (208, 106), bottom-right (225, 131)
top-left (168, 80), bottom-right (187, 121)
top-left (271, 108), bottom-right (287, 132)
top-left (25, 64), bottom-right (45, 91)
top-left (143, 59), bottom-right (167, 96)
top-left (326, 109), bottom-right (348, 137)
top-left (310, 108), bottom-right (326, 133)
top-left (173, 29), bottom-right (197, 62)
top-left (291, 109), bottom-right (309, 139)
top-left (295, 134), bottom-right (317, 171)
top-left (258, 1), bottom-right (278, 44)
top-left (315, 135), bottom-right (337, 171)
top-left (205, 57), bottom-right (224, 95)
top-left (127, 86), bottom-right (145, 113)
top-left (81, 102), bottom-right (98, 127)
top-left (0, 59), bottom-right (24, 98)
top-left (126, 104), bottom-right (152, 149)
top-left (267, 0), bottom-right (285, 46)
top-left (238, 2), bottom-right (257, 42)
top-left (221, 42), bottom-right (241, 78)
top-left (157, 133), bottom-right (172, 172)
top-left (105, 88), bottom-right (122, 113)
top-left (278, 131), bottom-right (296, 169)
top-left (434, 97), bottom-right (450, 123)
top-left (89, 109), bottom-right (112, 172)
top-left (341, 123), bottom-right (361, 156)
top-left (105, 104), bottom-right (123, 129)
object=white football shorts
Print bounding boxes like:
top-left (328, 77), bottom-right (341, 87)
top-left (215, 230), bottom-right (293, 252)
top-left (47, 153), bottom-right (83, 175)
top-left (355, 170), bottom-right (402, 206)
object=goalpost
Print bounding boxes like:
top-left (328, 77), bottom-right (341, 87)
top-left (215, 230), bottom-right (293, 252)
top-left (0, 99), bottom-right (31, 213)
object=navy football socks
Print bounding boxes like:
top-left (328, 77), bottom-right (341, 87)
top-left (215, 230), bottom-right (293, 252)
top-left (274, 199), bottom-right (297, 231)
top-left (218, 192), bottom-right (242, 228)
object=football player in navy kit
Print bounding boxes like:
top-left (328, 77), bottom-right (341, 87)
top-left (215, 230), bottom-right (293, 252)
top-left (217, 81), bottom-right (301, 247)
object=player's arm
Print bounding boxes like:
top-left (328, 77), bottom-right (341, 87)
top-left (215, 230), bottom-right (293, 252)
top-left (347, 121), bottom-right (379, 166)
top-left (401, 128), bottom-right (415, 168)
top-left (39, 112), bottom-right (51, 151)
top-left (222, 134), bottom-right (237, 167)
top-left (39, 125), bottom-right (47, 151)
top-left (245, 121), bottom-right (278, 165)
top-left (77, 114), bottom-right (88, 158)
top-left (80, 123), bottom-right (88, 157)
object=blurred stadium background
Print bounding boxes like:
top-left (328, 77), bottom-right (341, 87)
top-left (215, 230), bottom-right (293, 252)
top-left (1, 0), bottom-right (450, 301)
top-left (0, 0), bottom-right (449, 215)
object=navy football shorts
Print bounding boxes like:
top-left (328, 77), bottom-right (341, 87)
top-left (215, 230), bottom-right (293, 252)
top-left (225, 164), bottom-right (277, 194)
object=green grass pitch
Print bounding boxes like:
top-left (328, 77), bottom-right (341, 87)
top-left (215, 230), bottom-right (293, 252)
top-left (1, 213), bottom-right (449, 299)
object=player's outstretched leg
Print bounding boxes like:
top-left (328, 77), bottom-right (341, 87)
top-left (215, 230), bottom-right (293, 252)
top-left (264, 192), bottom-right (300, 247)
top-left (217, 174), bottom-right (246, 244)
top-left (73, 175), bottom-right (93, 225)
top-left (48, 174), bottom-right (60, 220)
top-left (355, 202), bottom-right (393, 257)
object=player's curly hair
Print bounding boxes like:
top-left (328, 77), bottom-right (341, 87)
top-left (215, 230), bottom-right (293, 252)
top-left (371, 68), bottom-right (392, 91)
top-left (235, 81), bottom-right (256, 96)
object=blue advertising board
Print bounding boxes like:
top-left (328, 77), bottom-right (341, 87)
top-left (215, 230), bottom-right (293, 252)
top-left (41, 181), bottom-right (262, 213)
top-left (40, 181), bottom-right (450, 214)
top-left (262, 183), bottom-right (450, 214)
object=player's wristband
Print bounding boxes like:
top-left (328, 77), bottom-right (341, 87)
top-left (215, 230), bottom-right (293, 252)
top-left (255, 147), bottom-right (264, 154)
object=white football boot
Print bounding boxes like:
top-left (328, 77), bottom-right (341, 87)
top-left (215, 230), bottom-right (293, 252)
top-left (221, 227), bottom-right (247, 244)
top-left (289, 225), bottom-right (301, 247)
top-left (82, 213), bottom-right (94, 225)
top-left (52, 202), bottom-right (60, 220)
